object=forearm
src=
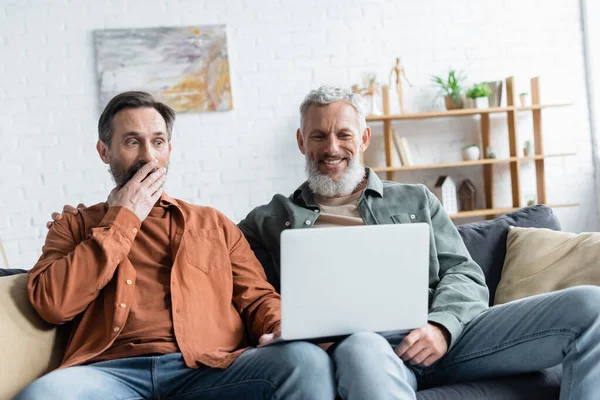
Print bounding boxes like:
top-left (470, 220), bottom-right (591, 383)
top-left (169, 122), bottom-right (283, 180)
top-left (428, 265), bottom-right (489, 347)
top-left (426, 188), bottom-right (489, 346)
top-left (28, 206), bottom-right (140, 324)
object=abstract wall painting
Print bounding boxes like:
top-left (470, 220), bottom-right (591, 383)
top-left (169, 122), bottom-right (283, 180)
top-left (94, 25), bottom-right (232, 113)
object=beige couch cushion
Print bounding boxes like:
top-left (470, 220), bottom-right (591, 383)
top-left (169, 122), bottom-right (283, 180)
top-left (0, 273), bottom-right (64, 399)
top-left (495, 227), bottom-right (600, 305)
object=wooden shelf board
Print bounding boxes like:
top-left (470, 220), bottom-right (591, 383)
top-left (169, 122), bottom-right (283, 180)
top-left (449, 203), bottom-right (580, 219)
top-left (370, 153), bottom-right (576, 172)
top-left (366, 103), bottom-right (573, 122)
top-left (521, 152), bottom-right (576, 160)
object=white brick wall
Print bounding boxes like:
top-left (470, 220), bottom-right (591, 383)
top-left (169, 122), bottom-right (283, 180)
top-left (0, 0), bottom-right (595, 269)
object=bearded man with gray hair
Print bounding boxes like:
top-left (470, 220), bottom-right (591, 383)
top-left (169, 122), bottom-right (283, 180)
top-left (238, 85), bottom-right (600, 399)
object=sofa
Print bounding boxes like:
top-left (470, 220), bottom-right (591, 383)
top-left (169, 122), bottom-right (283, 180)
top-left (0, 205), bottom-right (562, 399)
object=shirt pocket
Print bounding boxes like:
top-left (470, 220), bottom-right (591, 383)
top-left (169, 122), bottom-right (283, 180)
top-left (391, 207), bottom-right (429, 224)
top-left (184, 229), bottom-right (229, 274)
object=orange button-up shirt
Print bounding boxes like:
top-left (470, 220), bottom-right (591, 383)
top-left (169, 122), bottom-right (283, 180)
top-left (27, 193), bottom-right (281, 370)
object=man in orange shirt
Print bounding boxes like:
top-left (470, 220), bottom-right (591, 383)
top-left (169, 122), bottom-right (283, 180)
top-left (17, 91), bottom-right (335, 400)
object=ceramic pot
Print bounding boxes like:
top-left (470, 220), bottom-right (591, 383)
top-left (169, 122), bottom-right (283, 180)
top-left (444, 95), bottom-right (463, 110)
top-left (462, 146), bottom-right (481, 161)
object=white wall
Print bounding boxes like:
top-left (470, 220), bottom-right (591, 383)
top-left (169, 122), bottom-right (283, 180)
top-left (583, 0), bottom-right (600, 223)
top-left (0, 0), bottom-right (595, 269)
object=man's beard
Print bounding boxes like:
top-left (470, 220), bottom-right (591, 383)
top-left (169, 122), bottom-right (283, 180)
top-left (109, 160), bottom-right (165, 189)
top-left (305, 154), bottom-right (366, 197)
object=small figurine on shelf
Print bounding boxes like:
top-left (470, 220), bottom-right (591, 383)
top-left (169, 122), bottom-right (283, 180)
top-left (459, 179), bottom-right (477, 211)
top-left (486, 146), bottom-right (497, 159)
top-left (523, 140), bottom-right (533, 157)
top-left (433, 176), bottom-right (458, 214)
top-left (389, 57), bottom-right (412, 114)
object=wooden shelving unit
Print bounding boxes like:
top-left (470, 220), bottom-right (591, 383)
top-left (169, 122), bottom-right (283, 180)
top-left (367, 76), bottom-right (579, 220)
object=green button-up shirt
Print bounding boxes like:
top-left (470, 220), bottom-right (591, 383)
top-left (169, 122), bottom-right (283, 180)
top-left (238, 168), bottom-right (489, 347)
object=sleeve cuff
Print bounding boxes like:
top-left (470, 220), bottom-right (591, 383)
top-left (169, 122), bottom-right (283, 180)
top-left (100, 206), bottom-right (141, 243)
top-left (427, 312), bottom-right (463, 349)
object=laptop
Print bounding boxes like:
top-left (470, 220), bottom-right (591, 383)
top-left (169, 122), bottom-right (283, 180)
top-left (261, 223), bottom-right (430, 346)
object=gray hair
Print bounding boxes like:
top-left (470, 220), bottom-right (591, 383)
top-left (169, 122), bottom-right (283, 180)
top-left (98, 91), bottom-right (176, 147)
top-left (299, 85), bottom-right (367, 135)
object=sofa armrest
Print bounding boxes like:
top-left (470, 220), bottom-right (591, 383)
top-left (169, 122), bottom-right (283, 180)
top-left (0, 274), bottom-right (65, 399)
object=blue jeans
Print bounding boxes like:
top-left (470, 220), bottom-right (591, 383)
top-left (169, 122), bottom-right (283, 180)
top-left (16, 341), bottom-right (335, 400)
top-left (332, 286), bottom-right (600, 400)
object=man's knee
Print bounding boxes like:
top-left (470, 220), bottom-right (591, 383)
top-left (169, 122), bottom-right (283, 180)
top-left (333, 332), bottom-right (391, 362)
top-left (16, 374), bottom-right (67, 400)
top-left (562, 285), bottom-right (600, 321)
top-left (273, 341), bottom-right (334, 378)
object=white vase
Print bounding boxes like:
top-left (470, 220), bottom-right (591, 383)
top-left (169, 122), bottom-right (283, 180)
top-left (473, 97), bottom-right (489, 109)
top-left (462, 146), bottom-right (481, 161)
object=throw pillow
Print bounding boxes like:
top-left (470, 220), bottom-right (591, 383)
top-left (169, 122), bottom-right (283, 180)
top-left (494, 226), bottom-right (600, 304)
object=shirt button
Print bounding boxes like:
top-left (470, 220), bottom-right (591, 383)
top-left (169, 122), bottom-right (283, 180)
top-left (285, 221), bottom-right (290, 227)
top-left (119, 303), bottom-right (126, 308)
top-left (113, 327), bottom-right (120, 332)
top-left (133, 228), bottom-right (138, 234)
top-left (305, 220), bottom-right (311, 225)
top-left (410, 214), bottom-right (416, 220)
top-left (126, 279), bottom-right (132, 285)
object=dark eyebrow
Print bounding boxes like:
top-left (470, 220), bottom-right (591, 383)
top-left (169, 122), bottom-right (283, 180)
top-left (122, 131), bottom-right (167, 138)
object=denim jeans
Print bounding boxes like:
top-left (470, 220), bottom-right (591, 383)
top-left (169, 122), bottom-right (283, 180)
top-left (332, 286), bottom-right (600, 400)
top-left (16, 341), bottom-right (335, 400)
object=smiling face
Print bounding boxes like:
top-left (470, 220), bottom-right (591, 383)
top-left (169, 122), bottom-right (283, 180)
top-left (97, 107), bottom-right (172, 188)
top-left (297, 101), bottom-right (371, 197)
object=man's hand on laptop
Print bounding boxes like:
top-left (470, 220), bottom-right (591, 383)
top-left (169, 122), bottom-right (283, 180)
top-left (394, 323), bottom-right (450, 367)
top-left (258, 330), bottom-right (281, 347)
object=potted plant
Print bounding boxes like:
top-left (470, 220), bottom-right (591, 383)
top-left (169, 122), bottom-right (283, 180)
top-left (523, 140), bottom-right (533, 157)
top-left (432, 70), bottom-right (465, 110)
top-left (462, 144), bottom-right (481, 161)
top-left (520, 92), bottom-right (530, 107)
top-left (466, 83), bottom-right (492, 109)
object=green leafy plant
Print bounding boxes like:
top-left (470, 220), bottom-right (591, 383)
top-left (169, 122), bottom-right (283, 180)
top-left (431, 70), bottom-right (464, 103)
top-left (466, 83), bottom-right (492, 99)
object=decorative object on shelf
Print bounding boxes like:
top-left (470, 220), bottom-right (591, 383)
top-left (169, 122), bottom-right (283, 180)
top-left (391, 129), bottom-right (403, 167)
top-left (523, 140), bottom-right (533, 157)
top-left (485, 146), bottom-right (497, 159)
top-left (486, 80), bottom-right (503, 107)
top-left (389, 57), bottom-right (412, 114)
top-left (432, 70), bottom-right (465, 110)
top-left (353, 73), bottom-right (383, 116)
top-left (520, 92), bottom-right (531, 107)
top-left (459, 179), bottom-right (477, 211)
top-left (462, 144), bottom-right (481, 161)
top-left (433, 176), bottom-right (458, 214)
top-left (525, 193), bottom-right (537, 206)
top-left (94, 25), bottom-right (232, 113)
top-left (465, 83), bottom-right (492, 109)
top-left (392, 131), bottom-right (413, 166)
